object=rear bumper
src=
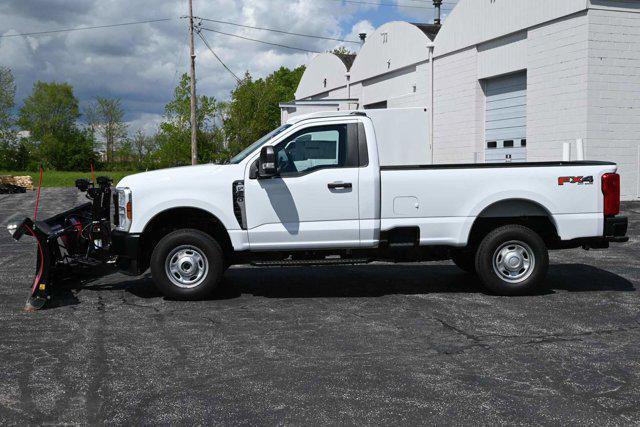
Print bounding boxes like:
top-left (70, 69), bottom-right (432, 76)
top-left (603, 216), bottom-right (628, 241)
top-left (558, 215), bottom-right (628, 249)
top-left (111, 230), bottom-right (143, 275)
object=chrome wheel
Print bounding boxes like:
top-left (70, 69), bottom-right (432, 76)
top-left (492, 240), bottom-right (535, 284)
top-left (165, 245), bottom-right (209, 288)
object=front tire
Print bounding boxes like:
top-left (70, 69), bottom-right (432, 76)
top-left (150, 229), bottom-right (224, 300)
top-left (475, 225), bottom-right (549, 296)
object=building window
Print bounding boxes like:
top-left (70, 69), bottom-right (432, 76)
top-left (487, 141), bottom-right (497, 149)
top-left (521, 139), bottom-right (527, 147)
top-left (503, 140), bottom-right (514, 148)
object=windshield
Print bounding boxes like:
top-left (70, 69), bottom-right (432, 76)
top-left (229, 124), bottom-right (292, 164)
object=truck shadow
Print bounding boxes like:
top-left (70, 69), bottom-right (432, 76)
top-left (45, 263), bottom-right (635, 309)
top-left (216, 263), bottom-right (636, 299)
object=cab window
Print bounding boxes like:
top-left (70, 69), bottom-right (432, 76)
top-left (275, 125), bottom-right (348, 176)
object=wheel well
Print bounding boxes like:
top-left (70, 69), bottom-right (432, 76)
top-left (468, 200), bottom-right (560, 248)
top-left (140, 208), bottom-right (233, 269)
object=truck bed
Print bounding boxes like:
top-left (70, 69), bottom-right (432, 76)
top-left (379, 161), bottom-right (618, 246)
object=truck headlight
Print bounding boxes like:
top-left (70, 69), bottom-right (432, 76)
top-left (115, 188), bottom-right (133, 232)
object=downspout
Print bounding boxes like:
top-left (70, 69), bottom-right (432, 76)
top-left (430, 44), bottom-right (435, 164)
top-left (346, 72), bottom-right (351, 109)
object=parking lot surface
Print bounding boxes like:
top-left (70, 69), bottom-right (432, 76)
top-left (1, 188), bottom-right (639, 425)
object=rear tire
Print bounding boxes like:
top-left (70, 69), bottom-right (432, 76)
top-left (475, 225), bottom-right (549, 296)
top-left (150, 229), bottom-right (224, 300)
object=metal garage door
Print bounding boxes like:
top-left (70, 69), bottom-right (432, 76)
top-left (484, 72), bottom-right (527, 163)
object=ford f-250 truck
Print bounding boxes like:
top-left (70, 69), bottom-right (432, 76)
top-left (7, 109), bottom-right (629, 309)
top-left (109, 109), bottom-right (628, 299)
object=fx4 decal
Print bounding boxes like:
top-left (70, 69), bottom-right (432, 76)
top-left (558, 176), bottom-right (594, 186)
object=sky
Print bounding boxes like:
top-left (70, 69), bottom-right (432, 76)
top-left (0, 0), bottom-right (458, 135)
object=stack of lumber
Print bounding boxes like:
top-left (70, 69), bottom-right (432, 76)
top-left (0, 175), bottom-right (33, 193)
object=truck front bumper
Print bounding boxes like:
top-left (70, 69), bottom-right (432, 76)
top-left (111, 230), bottom-right (144, 275)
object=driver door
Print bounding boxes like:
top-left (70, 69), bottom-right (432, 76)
top-left (244, 123), bottom-right (360, 250)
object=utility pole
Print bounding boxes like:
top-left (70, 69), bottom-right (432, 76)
top-left (188, 0), bottom-right (198, 165)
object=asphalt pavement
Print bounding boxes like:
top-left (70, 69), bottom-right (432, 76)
top-left (1, 188), bottom-right (639, 425)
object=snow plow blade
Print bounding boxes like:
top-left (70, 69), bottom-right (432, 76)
top-left (6, 176), bottom-right (116, 311)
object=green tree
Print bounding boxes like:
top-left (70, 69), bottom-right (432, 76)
top-left (86, 97), bottom-right (127, 165)
top-left (131, 129), bottom-right (157, 170)
top-left (155, 73), bottom-right (222, 167)
top-left (115, 137), bottom-right (134, 168)
top-left (38, 128), bottom-right (96, 170)
top-left (0, 66), bottom-right (20, 169)
top-left (0, 66), bottom-right (15, 141)
top-left (17, 81), bottom-right (95, 170)
top-left (331, 46), bottom-right (355, 56)
top-left (223, 66), bottom-right (305, 156)
top-left (18, 81), bottom-right (80, 139)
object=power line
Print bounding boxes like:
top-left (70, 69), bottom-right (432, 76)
top-left (0, 17), bottom-right (174, 38)
top-left (194, 16), bottom-right (361, 44)
top-left (196, 29), bottom-right (242, 83)
top-left (320, 0), bottom-right (453, 10)
top-left (407, 0), bottom-right (457, 3)
top-left (199, 26), bottom-right (321, 54)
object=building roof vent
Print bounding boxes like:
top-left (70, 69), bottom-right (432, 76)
top-left (433, 0), bottom-right (443, 26)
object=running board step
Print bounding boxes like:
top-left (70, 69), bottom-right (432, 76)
top-left (252, 258), bottom-right (371, 267)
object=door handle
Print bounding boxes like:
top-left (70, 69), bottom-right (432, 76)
top-left (328, 182), bottom-right (352, 190)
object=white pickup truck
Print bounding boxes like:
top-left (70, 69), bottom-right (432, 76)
top-left (109, 109), bottom-right (628, 298)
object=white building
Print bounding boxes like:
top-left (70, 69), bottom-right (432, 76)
top-left (283, 0), bottom-right (640, 200)
top-left (283, 21), bottom-right (438, 120)
top-left (280, 52), bottom-right (358, 124)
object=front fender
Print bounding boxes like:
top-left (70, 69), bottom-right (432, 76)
top-left (130, 198), bottom-right (239, 234)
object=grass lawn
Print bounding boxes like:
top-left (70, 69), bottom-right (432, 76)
top-left (0, 170), bottom-right (136, 187)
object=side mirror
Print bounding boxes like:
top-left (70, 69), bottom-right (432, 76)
top-left (258, 146), bottom-right (277, 178)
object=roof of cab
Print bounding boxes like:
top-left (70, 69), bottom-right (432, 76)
top-left (286, 111), bottom-right (366, 125)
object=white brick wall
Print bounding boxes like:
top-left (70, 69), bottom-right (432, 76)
top-left (360, 62), bottom-right (430, 108)
top-left (586, 7), bottom-right (640, 199)
top-left (386, 62), bottom-right (431, 109)
top-left (433, 47), bottom-right (483, 163)
top-left (526, 12), bottom-right (590, 162)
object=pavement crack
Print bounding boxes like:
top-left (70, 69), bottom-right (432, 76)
top-left (85, 295), bottom-right (107, 425)
top-left (120, 291), bottom-right (160, 312)
top-left (523, 336), bottom-right (583, 345)
top-left (431, 316), bottom-right (483, 343)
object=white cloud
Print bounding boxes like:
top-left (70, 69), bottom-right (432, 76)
top-left (126, 112), bottom-right (164, 135)
top-left (345, 20), bottom-right (375, 46)
top-left (0, 0), bottom-right (371, 133)
top-left (391, 0), bottom-right (438, 22)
